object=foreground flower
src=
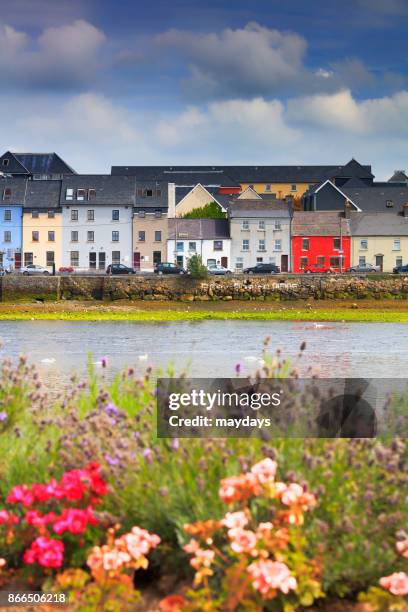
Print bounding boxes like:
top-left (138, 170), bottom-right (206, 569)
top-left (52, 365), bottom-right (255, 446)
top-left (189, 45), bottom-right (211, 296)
top-left (379, 572), bottom-right (408, 596)
top-left (222, 511), bottom-right (248, 532)
top-left (251, 458), bottom-right (278, 484)
top-left (159, 594), bottom-right (187, 612)
top-left (248, 560), bottom-right (297, 598)
top-left (23, 537), bottom-right (64, 569)
top-left (0, 558), bottom-right (5, 570)
top-left (229, 528), bottom-right (258, 554)
top-left (396, 539), bottom-right (408, 559)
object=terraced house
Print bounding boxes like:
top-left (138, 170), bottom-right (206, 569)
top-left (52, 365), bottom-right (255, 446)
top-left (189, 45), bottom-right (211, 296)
top-left (0, 177), bottom-right (24, 270)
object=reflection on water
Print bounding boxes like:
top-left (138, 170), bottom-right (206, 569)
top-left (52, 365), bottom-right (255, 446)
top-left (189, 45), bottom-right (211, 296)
top-left (0, 320), bottom-right (407, 390)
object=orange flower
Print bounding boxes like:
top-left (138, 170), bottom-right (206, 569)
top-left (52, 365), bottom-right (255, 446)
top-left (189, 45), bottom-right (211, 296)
top-left (159, 594), bottom-right (187, 612)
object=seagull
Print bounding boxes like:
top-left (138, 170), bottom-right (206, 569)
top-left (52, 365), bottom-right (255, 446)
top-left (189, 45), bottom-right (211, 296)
top-left (41, 358), bottom-right (56, 364)
top-left (138, 354), bottom-right (148, 361)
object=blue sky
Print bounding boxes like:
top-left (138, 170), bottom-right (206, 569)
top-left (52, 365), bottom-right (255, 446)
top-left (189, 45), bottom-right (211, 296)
top-left (0, 0), bottom-right (407, 177)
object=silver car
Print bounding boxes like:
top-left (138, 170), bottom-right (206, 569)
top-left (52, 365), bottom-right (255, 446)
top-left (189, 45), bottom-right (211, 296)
top-left (20, 264), bottom-right (51, 276)
top-left (208, 265), bottom-right (232, 275)
top-left (347, 263), bottom-right (380, 273)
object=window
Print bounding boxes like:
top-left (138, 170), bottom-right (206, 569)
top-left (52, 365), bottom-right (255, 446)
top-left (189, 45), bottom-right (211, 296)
top-left (112, 231), bottom-right (119, 242)
top-left (48, 231), bottom-right (55, 242)
top-left (32, 231), bottom-right (39, 242)
top-left (275, 222), bottom-right (281, 230)
top-left (24, 252), bottom-right (33, 266)
top-left (235, 256), bottom-right (243, 270)
top-left (77, 189), bottom-right (86, 201)
top-left (88, 189), bottom-right (96, 200)
top-left (207, 258), bottom-right (216, 267)
top-left (188, 241), bottom-right (196, 252)
top-left (87, 231), bottom-right (94, 242)
top-left (112, 210), bottom-right (120, 221)
top-left (258, 239), bottom-right (266, 251)
top-left (330, 257), bottom-right (341, 267)
top-left (155, 231), bottom-right (162, 242)
top-left (144, 189), bottom-right (153, 197)
top-left (265, 184), bottom-right (271, 192)
top-left (396, 256), bottom-right (403, 267)
top-left (46, 251), bottom-right (54, 266)
top-left (153, 251), bottom-right (161, 265)
top-left (176, 242), bottom-right (184, 252)
top-left (242, 220), bottom-right (249, 230)
top-left (302, 238), bottom-right (309, 251)
top-left (333, 238), bottom-right (341, 249)
top-left (4, 210), bottom-right (11, 221)
top-left (300, 257), bottom-right (308, 269)
top-left (65, 188), bottom-right (74, 201)
top-left (258, 220), bottom-right (265, 230)
top-left (317, 256), bottom-right (325, 265)
top-left (89, 253), bottom-right (96, 269)
top-left (70, 251), bottom-right (79, 267)
top-left (87, 210), bottom-right (94, 221)
top-left (31, 210), bottom-right (39, 219)
top-left (274, 240), bottom-right (282, 251)
top-left (291, 184), bottom-right (297, 192)
top-left (256, 257), bottom-right (263, 263)
top-left (214, 240), bottom-right (223, 251)
top-left (4, 231), bottom-right (11, 243)
top-left (48, 210), bottom-right (55, 219)
top-left (71, 209), bottom-right (78, 221)
top-left (112, 251), bottom-right (120, 265)
top-left (0, 254), bottom-right (3, 266)
top-left (3, 188), bottom-right (11, 201)
top-left (242, 239), bottom-right (249, 251)
top-left (386, 200), bottom-right (394, 208)
top-left (359, 256), bottom-right (366, 266)
top-left (360, 239), bottom-right (368, 250)
top-left (71, 231), bottom-right (78, 242)
top-left (2, 159), bottom-right (9, 167)
top-left (393, 239), bottom-right (401, 251)
top-left (138, 231), bottom-right (145, 242)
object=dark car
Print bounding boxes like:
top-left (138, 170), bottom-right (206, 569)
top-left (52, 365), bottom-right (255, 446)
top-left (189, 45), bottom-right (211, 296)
top-left (106, 264), bottom-right (135, 275)
top-left (243, 263), bottom-right (280, 274)
top-left (154, 262), bottom-right (186, 275)
top-left (393, 264), bottom-right (408, 274)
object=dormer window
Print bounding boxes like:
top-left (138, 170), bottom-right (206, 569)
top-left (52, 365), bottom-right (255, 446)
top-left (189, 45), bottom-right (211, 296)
top-left (2, 159), bottom-right (9, 167)
top-left (144, 189), bottom-right (153, 197)
top-left (77, 189), bottom-right (86, 201)
top-left (66, 188), bottom-right (74, 201)
top-left (386, 200), bottom-right (394, 208)
top-left (88, 189), bottom-right (96, 200)
top-left (3, 188), bottom-right (11, 201)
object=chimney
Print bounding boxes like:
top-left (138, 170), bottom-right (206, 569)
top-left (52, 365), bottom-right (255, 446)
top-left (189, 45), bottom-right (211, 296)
top-left (167, 182), bottom-right (176, 218)
top-left (403, 202), bottom-right (408, 217)
top-left (344, 199), bottom-right (351, 218)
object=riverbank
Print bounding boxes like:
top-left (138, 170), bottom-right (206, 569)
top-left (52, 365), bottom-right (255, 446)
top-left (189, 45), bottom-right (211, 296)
top-left (1, 299), bottom-right (408, 321)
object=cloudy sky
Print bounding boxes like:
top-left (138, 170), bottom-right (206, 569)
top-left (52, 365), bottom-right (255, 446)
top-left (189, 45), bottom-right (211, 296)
top-left (0, 0), bottom-right (407, 178)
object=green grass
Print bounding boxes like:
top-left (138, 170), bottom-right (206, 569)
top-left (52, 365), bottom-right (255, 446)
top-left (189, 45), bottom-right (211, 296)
top-left (0, 308), bottom-right (408, 322)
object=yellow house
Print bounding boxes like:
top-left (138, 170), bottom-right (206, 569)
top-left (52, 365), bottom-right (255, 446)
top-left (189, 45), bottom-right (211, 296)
top-left (175, 184), bottom-right (227, 217)
top-left (350, 212), bottom-right (408, 272)
top-left (22, 209), bottom-right (62, 269)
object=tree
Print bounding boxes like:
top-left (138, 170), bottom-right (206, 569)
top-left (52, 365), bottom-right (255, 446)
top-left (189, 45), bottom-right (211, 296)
top-left (182, 202), bottom-right (226, 219)
top-left (187, 254), bottom-right (208, 279)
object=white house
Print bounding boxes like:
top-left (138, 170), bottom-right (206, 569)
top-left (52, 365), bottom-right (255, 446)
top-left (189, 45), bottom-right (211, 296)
top-left (60, 175), bottom-right (134, 270)
top-left (167, 218), bottom-right (231, 269)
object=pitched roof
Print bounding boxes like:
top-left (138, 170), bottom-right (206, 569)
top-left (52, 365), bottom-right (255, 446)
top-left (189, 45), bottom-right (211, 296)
top-left (350, 212), bottom-right (408, 236)
top-left (342, 185), bottom-right (408, 212)
top-left (111, 166), bottom-right (240, 187)
top-left (60, 175), bottom-right (137, 206)
top-left (292, 211), bottom-right (350, 236)
top-left (0, 151), bottom-right (75, 175)
top-left (24, 181), bottom-right (62, 209)
top-left (388, 170), bottom-right (408, 183)
top-left (228, 199), bottom-right (291, 219)
top-left (0, 176), bottom-right (28, 204)
top-left (332, 158), bottom-right (374, 179)
top-left (168, 218), bottom-right (230, 240)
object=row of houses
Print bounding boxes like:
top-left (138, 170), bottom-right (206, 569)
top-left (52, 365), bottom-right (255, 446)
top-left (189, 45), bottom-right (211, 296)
top-left (0, 151), bottom-right (407, 273)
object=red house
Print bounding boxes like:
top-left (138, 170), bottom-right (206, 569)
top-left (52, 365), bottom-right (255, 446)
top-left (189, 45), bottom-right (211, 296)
top-left (292, 212), bottom-right (351, 273)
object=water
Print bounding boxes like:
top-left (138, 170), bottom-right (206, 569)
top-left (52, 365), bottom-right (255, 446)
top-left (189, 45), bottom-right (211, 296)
top-left (0, 320), bottom-right (407, 389)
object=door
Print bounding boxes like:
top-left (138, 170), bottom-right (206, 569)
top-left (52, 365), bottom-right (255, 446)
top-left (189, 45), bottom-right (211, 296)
top-left (153, 251), bottom-right (161, 265)
top-left (89, 252), bottom-right (96, 269)
top-left (133, 252), bottom-right (141, 271)
top-left (280, 254), bottom-right (288, 272)
top-left (14, 252), bottom-right (22, 269)
top-left (375, 255), bottom-right (383, 272)
top-left (221, 256), bottom-right (228, 268)
top-left (98, 252), bottom-right (106, 270)
top-left (176, 255), bottom-right (184, 268)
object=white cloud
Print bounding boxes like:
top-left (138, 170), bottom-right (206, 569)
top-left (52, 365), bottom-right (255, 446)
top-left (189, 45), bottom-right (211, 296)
top-left (0, 19), bottom-right (106, 89)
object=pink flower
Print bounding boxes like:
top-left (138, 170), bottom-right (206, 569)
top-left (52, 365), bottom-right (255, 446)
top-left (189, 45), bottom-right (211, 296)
top-left (23, 537), bottom-right (64, 569)
top-left (120, 526), bottom-right (161, 560)
top-left (257, 522), bottom-right (274, 538)
top-left (280, 483), bottom-right (304, 506)
top-left (0, 558), bottom-right (5, 570)
top-left (102, 549), bottom-right (130, 571)
top-left (190, 549), bottom-right (215, 570)
top-left (251, 458), bottom-right (278, 485)
top-left (7, 484), bottom-right (35, 507)
top-left (380, 572), bottom-right (408, 596)
top-left (396, 539), bottom-right (408, 559)
top-left (0, 509), bottom-right (19, 525)
top-left (248, 560), bottom-right (297, 597)
top-left (53, 507), bottom-right (97, 535)
top-left (183, 539), bottom-right (200, 554)
top-left (222, 511), bottom-right (248, 531)
top-left (229, 528), bottom-right (258, 554)
top-left (219, 473), bottom-right (259, 504)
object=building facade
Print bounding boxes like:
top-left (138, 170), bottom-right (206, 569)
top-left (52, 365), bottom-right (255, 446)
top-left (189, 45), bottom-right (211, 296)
top-left (167, 219), bottom-right (230, 268)
top-left (0, 178), bottom-right (24, 270)
top-left (229, 199), bottom-right (292, 272)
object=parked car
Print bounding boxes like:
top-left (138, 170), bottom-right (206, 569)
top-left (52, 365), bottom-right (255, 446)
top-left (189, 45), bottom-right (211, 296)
top-left (393, 264), bottom-right (408, 274)
top-left (106, 263), bottom-right (135, 275)
top-left (59, 266), bottom-right (74, 274)
top-left (20, 265), bottom-right (50, 276)
top-left (303, 263), bottom-right (336, 274)
top-left (347, 263), bottom-right (380, 273)
top-left (208, 264), bottom-right (232, 275)
top-left (243, 263), bottom-right (280, 274)
top-left (154, 262), bottom-right (186, 275)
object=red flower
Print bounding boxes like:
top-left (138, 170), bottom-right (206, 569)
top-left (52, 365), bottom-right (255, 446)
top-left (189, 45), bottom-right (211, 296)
top-left (7, 485), bottom-right (35, 507)
top-left (23, 537), bottom-right (64, 569)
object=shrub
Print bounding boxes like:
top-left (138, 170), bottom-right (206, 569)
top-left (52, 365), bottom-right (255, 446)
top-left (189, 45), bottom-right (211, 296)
top-left (181, 203), bottom-right (226, 219)
top-left (187, 254), bottom-right (208, 279)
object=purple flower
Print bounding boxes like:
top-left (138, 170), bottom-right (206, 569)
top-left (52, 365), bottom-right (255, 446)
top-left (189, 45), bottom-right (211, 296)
top-left (105, 402), bottom-right (120, 417)
top-left (142, 448), bottom-right (153, 464)
top-left (235, 362), bottom-right (243, 375)
top-left (171, 438), bottom-right (180, 450)
top-left (0, 411), bottom-right (7, 422)
top-left (101, 356), bottom-right (108, 368)
top-left (104, 453), bottom-right (119, 466)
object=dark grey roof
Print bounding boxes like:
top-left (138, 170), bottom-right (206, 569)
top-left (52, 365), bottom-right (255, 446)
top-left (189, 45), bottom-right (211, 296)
top-left (229, 199), bottom-right (291, 219)
top-left (60, 175), bottom-right (136, 206)
top-left (350, 212), bottom-right (408, 236)
top-left (342, 186), bottom-right (408, 212)
top-left (135, 181), bottom-right (170, 209)
top-left (388, 170), bottom-right (408, 183)
top-left (0, 151), bottom-right (75, 175)
top-left (112, 161), bottom-right (372, 183)
top-left (24, 181), bottom-right (62, 209)
top-left (168, 218), bottom-right (230, 240)
top-left (332, 158), bottom-right (374, 180)
top-left (0, 177), bottom-right (28, 204)
top-left (292, 212), bottom-right (350, 236)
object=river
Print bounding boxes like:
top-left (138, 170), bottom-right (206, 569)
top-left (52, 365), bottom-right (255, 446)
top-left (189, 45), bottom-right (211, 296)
top-left (0, 320), bottom-right (407, 389)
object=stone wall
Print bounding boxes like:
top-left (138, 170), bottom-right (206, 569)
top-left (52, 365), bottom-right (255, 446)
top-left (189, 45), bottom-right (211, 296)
top-left (1, 274), bottom-right (408, 302)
